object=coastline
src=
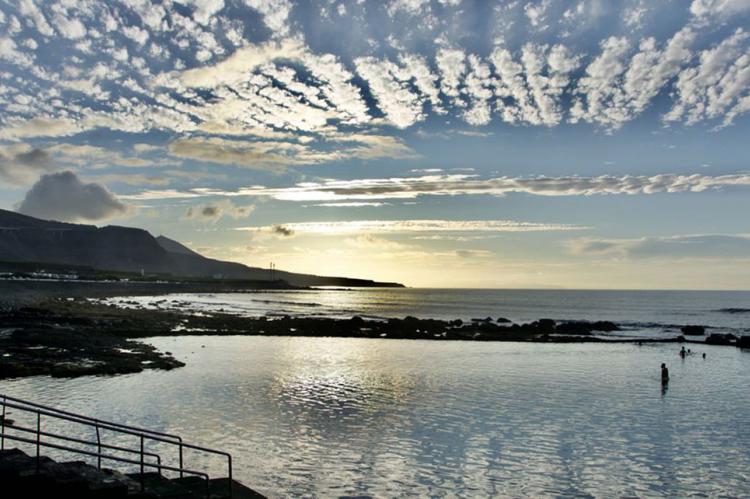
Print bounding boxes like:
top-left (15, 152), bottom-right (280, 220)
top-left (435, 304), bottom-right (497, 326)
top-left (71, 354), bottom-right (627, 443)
top-left (2, 281), bottom-right (746, 380)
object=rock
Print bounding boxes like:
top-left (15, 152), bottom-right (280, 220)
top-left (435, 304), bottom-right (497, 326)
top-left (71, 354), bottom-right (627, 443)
top-left (532, 319), bottom-right (556, 333)
top-left (553, 320), bottom-right (618, 335)
top-left (471, 317), bottom-right (493, 323)
top-left (736, 336), bottom-right (750, 349)
top-left (705, 333), bottom-right (737, 345)
top-left (496, 317), bottom-right (511, 323)
top-left (681, 325), bottom-right (705, 335)
top-left (591, 321), bottom-right (619, 332)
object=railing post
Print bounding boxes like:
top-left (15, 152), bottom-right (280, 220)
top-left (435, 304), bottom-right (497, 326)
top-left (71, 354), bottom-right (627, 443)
top-left (1, 396), bottom-right (6, 451)
top-left (140, 434), bottom-right (145, 493)
top-left (179, 441), bottom-right (184, 478)
top-left (36, 412), bottom-right (41, 473)
top-left (228, 454), bottom-right (233, 499)
top-left (95, 423), bottom-right (102, 469)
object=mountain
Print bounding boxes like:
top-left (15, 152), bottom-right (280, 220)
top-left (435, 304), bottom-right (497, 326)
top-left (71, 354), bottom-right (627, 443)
top-left (0, 209), bottom-right (404, 288)
top-left (155, 235), bottom-right (202, 257)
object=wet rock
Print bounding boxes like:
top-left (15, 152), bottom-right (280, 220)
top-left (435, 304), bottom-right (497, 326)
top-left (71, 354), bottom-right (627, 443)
top-left (736, 336), bottom-right (750, 349)
top-left (554, 321), bottom-right (619, 334)
top-left (681, 325), bottom-right (706, 335)
top-left (705, 333), bottom-right (737, 345)
top-left (533, 319), bottom-right (556, 333)
top-left (496, 317), bottom-right (511, 323)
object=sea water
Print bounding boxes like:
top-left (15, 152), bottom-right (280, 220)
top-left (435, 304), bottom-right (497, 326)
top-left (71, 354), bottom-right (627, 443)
top-left (102, 288), bottom-right (750, 337)
top-left (1, 337), bottom-right (750, 497)
top-left (2, 289), bottom-right (750, 497)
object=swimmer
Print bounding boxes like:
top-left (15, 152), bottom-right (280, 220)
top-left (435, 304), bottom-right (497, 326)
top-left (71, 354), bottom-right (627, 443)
top-left (661, 363), bottom-right (669, 383)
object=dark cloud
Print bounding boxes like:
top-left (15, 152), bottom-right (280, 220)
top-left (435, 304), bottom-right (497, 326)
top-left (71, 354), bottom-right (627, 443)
top-left (17, 170), bottom-right (129, 222)
top-left (184, 200), bottom-right (255, 222)
top-left (0, 146), bottom-right (53, 185)
top-left (272, 225), bottom-right (295, 237)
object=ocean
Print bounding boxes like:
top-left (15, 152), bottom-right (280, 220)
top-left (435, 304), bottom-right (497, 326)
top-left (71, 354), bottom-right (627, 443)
top-left (2, 289), bottom-right (750, 497)
top-left (102, 288), bottom-right (750, 338)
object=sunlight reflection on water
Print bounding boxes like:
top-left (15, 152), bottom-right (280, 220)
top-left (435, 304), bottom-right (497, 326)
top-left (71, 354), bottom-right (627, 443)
top-left (2, 337), bottom-right (750, 497)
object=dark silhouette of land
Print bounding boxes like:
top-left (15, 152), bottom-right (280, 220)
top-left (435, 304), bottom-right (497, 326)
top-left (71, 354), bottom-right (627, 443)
top-left (0, 209), bottom-right (404, 288)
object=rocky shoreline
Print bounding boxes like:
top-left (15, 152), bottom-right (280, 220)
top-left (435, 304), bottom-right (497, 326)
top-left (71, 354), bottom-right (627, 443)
top-left (4, 288), bottom-right (749, 380)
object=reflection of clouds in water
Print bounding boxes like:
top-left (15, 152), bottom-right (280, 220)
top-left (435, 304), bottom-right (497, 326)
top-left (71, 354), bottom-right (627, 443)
top-left (2, 338), bottom-right (750, 497)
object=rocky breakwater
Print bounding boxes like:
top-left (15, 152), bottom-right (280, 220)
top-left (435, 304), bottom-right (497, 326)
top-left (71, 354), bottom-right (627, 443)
top-left (0, 306), bottom-right (184, 379)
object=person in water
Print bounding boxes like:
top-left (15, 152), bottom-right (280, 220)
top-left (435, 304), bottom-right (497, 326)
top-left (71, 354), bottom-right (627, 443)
top-left (661, 363), bottom-right (669, 383)
top-left (680, 346), bottom-right (687, 358)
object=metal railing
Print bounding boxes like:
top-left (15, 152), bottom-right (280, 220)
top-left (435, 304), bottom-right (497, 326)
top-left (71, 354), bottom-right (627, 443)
top-left (1, 394), bottom-right (233, 498)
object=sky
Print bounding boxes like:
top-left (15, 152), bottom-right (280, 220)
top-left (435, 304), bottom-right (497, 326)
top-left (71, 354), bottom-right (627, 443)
top-left (1, 0), bottom-right (750, 289)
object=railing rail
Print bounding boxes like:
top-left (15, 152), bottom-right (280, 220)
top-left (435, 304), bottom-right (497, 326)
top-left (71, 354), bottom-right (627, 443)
top-left (0, 432), bottom-right (210, 498)
top-left (1, 394), bottom-right (233, 498)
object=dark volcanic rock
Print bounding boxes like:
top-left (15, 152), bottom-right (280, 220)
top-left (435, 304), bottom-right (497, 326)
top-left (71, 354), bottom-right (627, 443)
top-left (681, 325), bottom-right (706, 335)
top-left (554, 321), bottom-right (619, 334)
top-left (736, 336), bottom-right (750, 349)
top-left (496, 317), bottom-right (512, 323)
top-left (705, 333), bottom-right (737, 345)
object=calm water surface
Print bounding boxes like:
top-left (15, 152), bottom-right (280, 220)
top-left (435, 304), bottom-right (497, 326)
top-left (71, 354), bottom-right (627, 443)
top-left (2, 337), bottom-right (749, 497)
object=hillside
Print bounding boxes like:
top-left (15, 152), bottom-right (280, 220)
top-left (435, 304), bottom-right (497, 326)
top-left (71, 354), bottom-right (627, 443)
top-left (0, 209), bottom-right (404, 288)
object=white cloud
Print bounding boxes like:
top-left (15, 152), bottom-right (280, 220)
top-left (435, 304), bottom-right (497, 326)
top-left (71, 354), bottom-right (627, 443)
top-left (244, 0), bottom-right (293, 36)
top-left (177, 0), bottom-right (226, 25)
top-left (664, 28), bottom-right (750, 128)
top-left (435, 47), bottom-right (467, 106)
top-left (572, 28), bottom-right (696, 129)
top-left (125, 172), bottom-right (750, 202)
top-left (239, 219), bottom-right (585, 235)
top-left (354, 56), bottom-right (426, 128)
top-left (690, 0), bottom-right (750, 17)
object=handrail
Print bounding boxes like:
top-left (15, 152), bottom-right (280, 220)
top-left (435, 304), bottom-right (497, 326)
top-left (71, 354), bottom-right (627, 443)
top-left (1, 397), bottom-right (232, 484)
top-left (0, 432), bottom-right (210, 498)
top-left (1, 394), bottom-right (234, 498)
top-left (5, 422), bottom-right (162, 470)
top-left (0, 393), bottom-right (182, 442)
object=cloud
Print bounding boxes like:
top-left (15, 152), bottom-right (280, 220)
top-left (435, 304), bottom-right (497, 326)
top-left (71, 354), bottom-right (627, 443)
top-left (664, 28), bottom-right (750, 128)
top-left (173, 38), bottom-right (307, 88)
top-left (17, 170), bottom-right (130, 222)
top-left (238, 219), bottom-right (585, 235)
top-left (167, 133), bottom-right (415, 169)
top-left (125, 172), bottom-right (750, 202)
top-left (354, 56), bottom-right (427, 128)
top-left (568, 234), bottom-right (750, 259)
top-left (1, 1), bottom-right (749, 154)
top-left (184, 199), bottom-right (255, 222)
top-left (244, 0), bottom-right (293, 36)
top-left (690, 0), bottom-right (750, 18)
top-left (571, 27), bottom-right (695, 129)
top-left (271, 224), bottom-right (295, 237)
top-left (0, 144), bottom-right (53, 185)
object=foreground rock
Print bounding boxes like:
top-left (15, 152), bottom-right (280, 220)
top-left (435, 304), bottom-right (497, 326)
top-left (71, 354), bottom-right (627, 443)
top-left (0, 306), bottom-right (184, 379)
